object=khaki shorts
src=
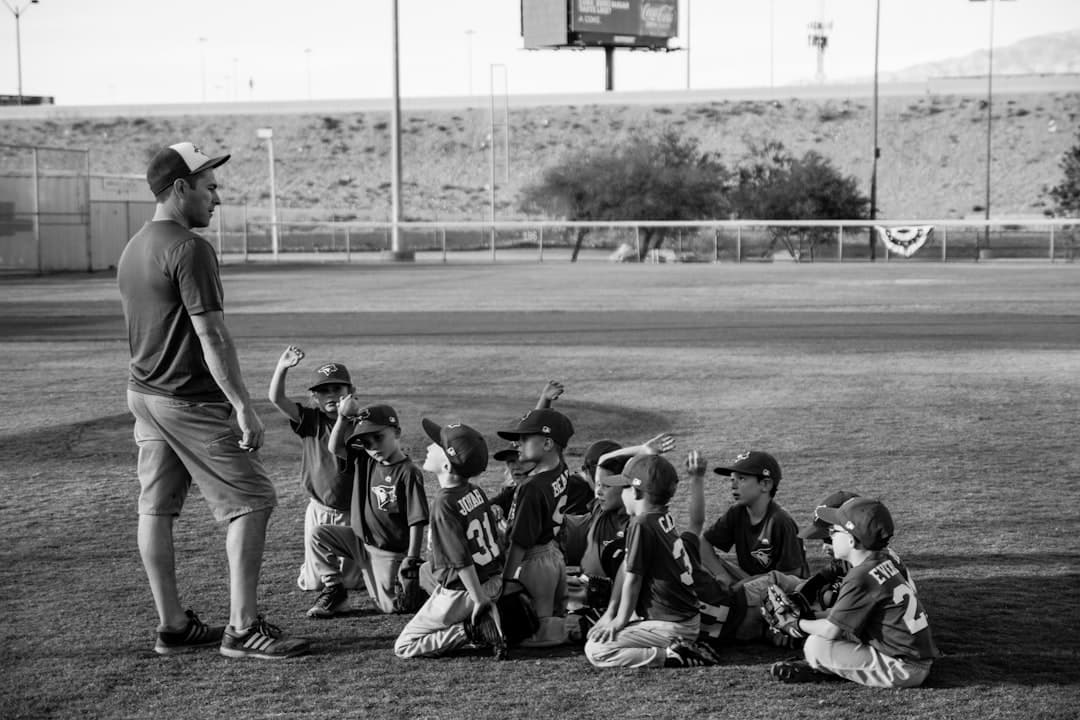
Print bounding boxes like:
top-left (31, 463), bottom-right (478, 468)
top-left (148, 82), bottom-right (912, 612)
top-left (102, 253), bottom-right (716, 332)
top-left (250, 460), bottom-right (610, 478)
top-left (128, 389), bottom-right (277, 521)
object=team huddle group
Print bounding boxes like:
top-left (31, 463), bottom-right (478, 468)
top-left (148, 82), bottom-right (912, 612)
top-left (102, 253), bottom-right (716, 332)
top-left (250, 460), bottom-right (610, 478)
top-left (120, 142), bottom-right (937, 691)
top-left (265, 355), bottom-right (939, 688)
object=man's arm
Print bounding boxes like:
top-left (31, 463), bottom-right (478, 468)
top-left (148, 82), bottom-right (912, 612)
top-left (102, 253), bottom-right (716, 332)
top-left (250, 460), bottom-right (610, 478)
top-left (190, 310), bottom-right (263, 451)
top-left (502, 543), bottom-right (526, 581)
top-left (267, 345), bottom-right (303, 423)
top-left (535, 380), bottom-right (564, 409)
top-left (406, 522), bottom-right (425, 560)
top-left (686, 450), bottom-right (707, 535)
top-left (798, 616), bottom-right (844, 640)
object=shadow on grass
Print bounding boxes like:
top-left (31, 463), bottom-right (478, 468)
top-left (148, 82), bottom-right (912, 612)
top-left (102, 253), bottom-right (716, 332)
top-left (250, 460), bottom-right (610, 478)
top-left (916, 573), bottom-right (1080, 687)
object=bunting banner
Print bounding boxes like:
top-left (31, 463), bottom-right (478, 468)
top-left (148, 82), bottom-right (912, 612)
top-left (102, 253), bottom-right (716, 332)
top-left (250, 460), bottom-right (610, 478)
top-left (874, 225), bottom-right (934, 258)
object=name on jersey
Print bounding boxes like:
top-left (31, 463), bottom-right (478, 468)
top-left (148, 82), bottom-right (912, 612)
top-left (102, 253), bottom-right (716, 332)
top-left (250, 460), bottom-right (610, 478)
top-left (658, 513), bottom-right (676, 533)
top-left (457, 488), bottom-right (486, 516)
top-left (551, 471), bottom-right (568, 497)
top-left (868, 559), bottom-right (901, 585)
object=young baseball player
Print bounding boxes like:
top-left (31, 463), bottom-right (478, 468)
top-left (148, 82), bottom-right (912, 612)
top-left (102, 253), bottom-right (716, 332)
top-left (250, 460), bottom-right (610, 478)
top-left (267, 346), bottom-right (362, 592)
top-left (306, 401), bottom-right (429, 617)
top-left (496, 407), bottom-right (575, 646)
top-left (686, 449), bottom-right (808, 640)
top-left (395, 419), bottom-right (507, 659)
top-left (769, 496), bottom-right (940, 687)
top-left (584, 454), bottom-right (720, 668)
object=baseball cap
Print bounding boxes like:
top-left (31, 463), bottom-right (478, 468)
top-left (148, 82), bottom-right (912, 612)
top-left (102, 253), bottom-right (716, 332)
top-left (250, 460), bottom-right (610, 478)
top-left (615, 454), bottom-right (680, 499)
top-left (347, 404), bottom-right (400, 437)
top-left (583, 440), bottom-right (623, 472)
top-left (422, 418), bottom-right (489, 478)
top-left (816, 497), bottom-right (894, 551)
top-left (800, 490), bottom-right (862, 540)
top-left (497, 408), bottom-right (574, 448)
top-left (147, 142), bottom-right (231, 196)
top-left (307, 362), bottom-right (352, 391)
top-left (714, 450), bottom-right (782, 483)
top-left (493, 448), bottom-right (520, 462)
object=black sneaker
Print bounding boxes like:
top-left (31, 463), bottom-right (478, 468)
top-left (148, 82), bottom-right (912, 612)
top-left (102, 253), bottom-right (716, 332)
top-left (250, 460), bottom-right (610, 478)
top-left (307, 583), bottom-right (348, 618)
top-left (220, 616), bottom-right (310, 660)
top-left (664, 640), bottom-right (721, 668)
top-left (464, 606), bottom-right (508, 660)
top-left (154, 609), bottom-right (225, 655)
top-left (770, 658), bottom-right (836, 683)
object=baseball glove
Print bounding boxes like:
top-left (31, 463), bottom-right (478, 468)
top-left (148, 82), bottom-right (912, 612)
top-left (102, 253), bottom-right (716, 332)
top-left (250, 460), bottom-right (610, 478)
top-left (761, 584), bottom-right (810, 639)
top-left (392, 556), bottom-right (427, 614)
top-left (496, 579), bottom-right (541, 645)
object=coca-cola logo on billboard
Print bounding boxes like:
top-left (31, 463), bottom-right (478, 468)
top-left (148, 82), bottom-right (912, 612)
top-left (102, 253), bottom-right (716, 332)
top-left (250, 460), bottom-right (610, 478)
top-left (640, 1), bottom-right (675, 35)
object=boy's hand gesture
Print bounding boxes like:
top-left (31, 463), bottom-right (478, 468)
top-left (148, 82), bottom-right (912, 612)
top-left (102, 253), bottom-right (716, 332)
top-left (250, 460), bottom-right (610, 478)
top-left (643, 433), bottom-right (675, 455)
top-left (337, 393), bottom-right (362, 419)
top-left (686, 450), bottom-right (707, 477)
top-left (540, 380), bottom-right (564, 403)
top-left (277, 345), bottom-right (304, 369)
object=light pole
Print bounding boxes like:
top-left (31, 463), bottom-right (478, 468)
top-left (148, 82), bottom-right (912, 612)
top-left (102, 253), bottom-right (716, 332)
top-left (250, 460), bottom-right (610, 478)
top-left (390, 0), bottom-right (404, 256)
top-left (869, 0), bottom-right (881, 261)
top-left (971, 0), bottom-right (1015, 252)
top-left (465, 29), bottom-right (475, 95)
top-left (255, 127), bottom-right (279, 260)
top-left (3, 0), bottom-right (40, 106)
top-left (232, 56), bottom-right (238, 100)
top-left (304, 48), bottom-right (312, 99)
top-left (199, 36), bottom-right (207, 102)
top-left (685, 0), bottom-right (690, 90)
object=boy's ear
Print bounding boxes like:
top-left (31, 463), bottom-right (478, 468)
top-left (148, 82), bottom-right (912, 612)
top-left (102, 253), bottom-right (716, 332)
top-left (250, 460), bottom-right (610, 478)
top-left (393, 427), bottom-right (403, 438)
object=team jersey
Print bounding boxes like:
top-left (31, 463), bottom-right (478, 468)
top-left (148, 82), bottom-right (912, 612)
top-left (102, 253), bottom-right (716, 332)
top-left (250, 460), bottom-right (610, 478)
top-left (624, 510), bottom-right (699, 623)
top-left (826, 553), bottom-right (940, 662)
top-left (580, 504), bottom-right (629, 579)
top-left (428, 483), bottom-right (503, 589)
top-left (291, 405), bottom-right (354, 511)
top-left (564, 472), bottom-right (595, 515)
top-left (117, 220), bottom-right (226, 401)
top-left (348, 450), bottom-right (429, 553)
top-left (506, 462), bottom-right (569, 549)
top-left (703, 500), bottom-right (808, 577)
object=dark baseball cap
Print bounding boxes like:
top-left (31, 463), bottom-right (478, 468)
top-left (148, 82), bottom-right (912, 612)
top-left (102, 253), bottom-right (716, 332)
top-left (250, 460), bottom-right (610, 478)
top-left (583, 440), bottom-right (622, 471)
top-left (147, 142), bottom-right (230, 196)
top-left (714, 450), bottom-right (782, 483)
top-left (816, 497), bottom-right (894, 551)
top-left (610, 454), bottom-right (679, 499)
top-left (307, 362), bottom-right (352, 391)
top-left (800, 490), bottom-right (862, 540)
top-left (422, 418), bottom-right (489, 478)
top-left (493, 448), bottom-right (520, 462)
top-left (497, 408), bottom-right (574, 448)
top-left (347, 404), bottom-right (400, 437)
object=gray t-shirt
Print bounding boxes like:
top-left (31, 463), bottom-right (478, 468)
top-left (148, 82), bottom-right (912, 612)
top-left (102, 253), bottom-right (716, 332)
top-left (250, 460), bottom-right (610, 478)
top-left (117, 220), bottom-right (225, 401)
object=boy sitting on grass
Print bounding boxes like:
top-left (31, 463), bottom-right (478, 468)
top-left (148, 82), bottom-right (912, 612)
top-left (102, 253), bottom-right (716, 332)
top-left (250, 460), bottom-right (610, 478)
top-left (394, 419), bottom-right (507, 660)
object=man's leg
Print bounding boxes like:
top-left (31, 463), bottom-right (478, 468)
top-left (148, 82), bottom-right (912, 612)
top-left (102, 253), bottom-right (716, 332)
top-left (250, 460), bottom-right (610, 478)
top-left (137, 514), bottom-right (187, 630)
top-left (226, 508), bottom-right (271, 631)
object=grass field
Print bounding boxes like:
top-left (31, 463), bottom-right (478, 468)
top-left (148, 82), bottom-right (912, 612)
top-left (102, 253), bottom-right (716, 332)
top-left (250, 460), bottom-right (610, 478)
top-left (2, 261), bottom-right (1079, 719)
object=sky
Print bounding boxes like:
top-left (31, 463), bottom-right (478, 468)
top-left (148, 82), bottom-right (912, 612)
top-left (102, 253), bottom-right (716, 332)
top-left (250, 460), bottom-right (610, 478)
top-left (2, 0), bottom-right (1079, 105)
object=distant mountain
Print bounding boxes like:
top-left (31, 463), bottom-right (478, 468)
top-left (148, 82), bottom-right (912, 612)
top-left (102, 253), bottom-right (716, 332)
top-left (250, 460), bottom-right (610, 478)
top-left (847, 28), bottom-right (1080, 82)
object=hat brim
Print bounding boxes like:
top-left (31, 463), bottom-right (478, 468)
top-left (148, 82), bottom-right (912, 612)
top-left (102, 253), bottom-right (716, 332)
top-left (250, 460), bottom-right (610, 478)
top-left (496, 430), bottom-right (522, 441)
top-left (599, 473), bottom-right (632, 488)
top-left (193, 153), bottom-right (230, 174)
top-left (348, 422), bottom-right (393, 441)
top-left (713, 466), bottom-right (738, 476)
top-left (308, 380), bottom-right (350, 391)
top-left (799, 522), bottom-right (831, 540)
top-left (814, 506), bottom-right (846, 528)
top-left (421, 418), bottom-right (443, 447)
top-left (493, 449), bottom-right (519, 462)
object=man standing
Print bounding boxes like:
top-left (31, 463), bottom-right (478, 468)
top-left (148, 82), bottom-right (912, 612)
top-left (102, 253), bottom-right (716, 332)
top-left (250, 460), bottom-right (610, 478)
top-left (118, 142), bottom-right (308, 659)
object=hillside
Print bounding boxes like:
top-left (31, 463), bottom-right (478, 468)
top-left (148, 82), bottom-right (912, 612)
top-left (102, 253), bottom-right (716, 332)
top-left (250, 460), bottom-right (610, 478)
top-left (1, 90), bottom-right (1076, 221)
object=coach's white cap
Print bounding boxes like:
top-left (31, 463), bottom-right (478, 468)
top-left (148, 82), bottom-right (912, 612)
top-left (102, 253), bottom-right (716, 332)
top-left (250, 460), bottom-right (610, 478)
top-left (147, 142), bottom-right (230, 196)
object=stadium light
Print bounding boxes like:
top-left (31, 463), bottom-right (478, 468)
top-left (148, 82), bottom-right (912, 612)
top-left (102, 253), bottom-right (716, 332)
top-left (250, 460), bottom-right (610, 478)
top-left (255, 127), bottom-right (279, 260)
top-left (3, 0), bottom-right (39, 106)
top-left (970, 0), bottom-right (1016, 253)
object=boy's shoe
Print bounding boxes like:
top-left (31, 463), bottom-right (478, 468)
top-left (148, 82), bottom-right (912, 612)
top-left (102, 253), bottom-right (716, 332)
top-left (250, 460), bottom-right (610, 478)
top-left (664, 640), bottom-right (722, 668)
top-left (220, 616), bottom-right (310, 660)
top-left (307, 583), bottom-right (348, 618)
top-left (464, 606), bottom-right (508, 660)
top-left (770, 658), bottom-right (836, 683)
top-left (154, 609), bottom-right (225, 655)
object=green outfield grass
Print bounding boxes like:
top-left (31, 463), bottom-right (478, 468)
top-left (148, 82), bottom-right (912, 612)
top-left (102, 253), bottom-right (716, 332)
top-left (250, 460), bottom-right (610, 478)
top-left (1, 262), bottom-right (1078, 719)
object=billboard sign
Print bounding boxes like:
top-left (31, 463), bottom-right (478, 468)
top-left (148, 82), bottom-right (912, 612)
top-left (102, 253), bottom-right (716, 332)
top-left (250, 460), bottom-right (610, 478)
top-left (570, 0), bottom-right (677, 41)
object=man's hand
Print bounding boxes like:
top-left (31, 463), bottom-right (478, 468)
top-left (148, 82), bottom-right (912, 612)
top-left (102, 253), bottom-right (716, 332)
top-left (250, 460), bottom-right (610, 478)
top-left (540, 380), bottom-right (564, 403)
top-left (236, 404), bottom-right (265, 452)
top-left (643, 433), bottom-right (675, 455)
top-left (587, 613), bottom-right (625, 643)
top-left (277, 345), bottom-right (304, 370)
top-left (686, 450), bottom-right (707, 476)
top-left (338, 393), bottom-right (363, 419)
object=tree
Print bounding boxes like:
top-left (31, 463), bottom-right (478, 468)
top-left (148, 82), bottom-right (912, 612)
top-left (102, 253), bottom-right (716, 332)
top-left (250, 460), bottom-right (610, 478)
top-left (1049, 129), bottom-right (1080, 217)
top-left (520, 129), bottom-right (730, 261)
top-left (730, 141), bottom-right (870, 261)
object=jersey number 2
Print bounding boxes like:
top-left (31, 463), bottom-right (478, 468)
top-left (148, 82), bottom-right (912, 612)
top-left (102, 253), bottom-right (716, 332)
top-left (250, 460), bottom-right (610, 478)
top-left (892, 582), bottom-right (929, 633)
